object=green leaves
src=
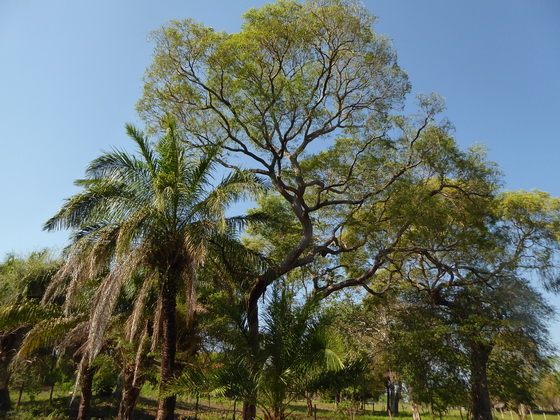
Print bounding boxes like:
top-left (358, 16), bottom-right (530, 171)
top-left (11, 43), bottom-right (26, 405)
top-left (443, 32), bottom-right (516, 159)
top-left (0, 299), bottom-right (62, 332)
top-left (256, 288), bottom-right (342, 416)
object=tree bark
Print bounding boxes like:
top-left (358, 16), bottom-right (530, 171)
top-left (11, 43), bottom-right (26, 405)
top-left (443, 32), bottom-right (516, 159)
top-left (77, 363), bottom-right (96, 420)
top-left (386, 373), bottom-right (401, 416)
top-left (0, 389), bottom-right (10, 413)
top-left (242, 293), bottom-right (260, 420)
top-left (118, 327), bottom-right (151, 420)
top-left (411, 400), bottom-right (422, 420)
top-left (306, 393), bottom-right (313, 417)
top-left (0, 332), bottom-right (17, 412)
top-left (242, 401), bottom-right (257, 420)
top-left (470, 342), bottom-right (493, 420)
top-left (0, 373), bottom-right (10, 413)
top-left (156, 275), bottom-right (178, 420)
top-left (117, 365), bottom-right (143, 420)
top-left (16, 382), bottom-right (24, 408)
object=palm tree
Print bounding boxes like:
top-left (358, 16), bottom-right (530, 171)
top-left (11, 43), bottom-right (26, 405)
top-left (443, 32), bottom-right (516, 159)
top-left (44, 119), bottom-right (264, 420)
top-left (258, 288), bottom-right (343, 420)
top-left (216, 286), bottom-right (343, 420)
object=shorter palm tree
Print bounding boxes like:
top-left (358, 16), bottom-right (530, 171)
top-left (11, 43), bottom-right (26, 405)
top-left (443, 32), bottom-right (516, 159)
top-left (217, 286), bottom-right (343, 420)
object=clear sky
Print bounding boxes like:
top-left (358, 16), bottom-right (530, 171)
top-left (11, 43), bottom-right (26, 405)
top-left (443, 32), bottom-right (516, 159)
top-left (1, 0), bottom-right (559, 341)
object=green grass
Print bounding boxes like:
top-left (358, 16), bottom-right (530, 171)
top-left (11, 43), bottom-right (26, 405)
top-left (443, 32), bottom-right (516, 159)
top-left (5, 388), bottom-right (560, 419)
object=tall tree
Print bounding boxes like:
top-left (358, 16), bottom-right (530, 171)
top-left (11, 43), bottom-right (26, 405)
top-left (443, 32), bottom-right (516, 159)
top-left (137, 2), bottom-right (560, 417)
top-left (136, 3), bottom-right (507, 415)
top-left (44, 119), bottom-right (264, 420)
top-left (429, 278), bottom-right (553, 420)
top-left (389, 189), bottom-right (560, 420)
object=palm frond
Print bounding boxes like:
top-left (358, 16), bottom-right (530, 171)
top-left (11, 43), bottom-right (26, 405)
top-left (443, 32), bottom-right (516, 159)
top-left (195, 170), bottom-right (267, 222)
top-left (126, 270), bottom-right (157, 340)
top-left (0, 299), bottom-right (62, 331)
top-left (161, 363), bottom-right (224, 398)
top-left (183, 262), bottom-right (198, 325)
top-left (56, 321), bottom-right (90, 355)
top-left (125, 123), bottom-right (157, 176)
top-left (86, 250), bottom-right (143, 363)
top-left (151, 293), bottom-right (163, 353)
top-left (44, 180), bottom-right (134, 232)
top-left (86, 149), bottom-right (151, 187)
top-left (186, 143), bottom-right (221, 198)
top-left (132, 326), bottom-right (150, 387)
top-left (16, 315), bottom-right (83, 359)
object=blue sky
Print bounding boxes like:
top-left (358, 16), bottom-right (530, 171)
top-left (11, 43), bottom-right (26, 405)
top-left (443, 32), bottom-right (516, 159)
top-left (1, 0), bottom-right (559, 341)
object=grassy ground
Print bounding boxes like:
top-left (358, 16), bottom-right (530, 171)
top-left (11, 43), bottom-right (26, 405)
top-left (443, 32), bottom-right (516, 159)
top-left (4, 389), bottom-right (560, 420)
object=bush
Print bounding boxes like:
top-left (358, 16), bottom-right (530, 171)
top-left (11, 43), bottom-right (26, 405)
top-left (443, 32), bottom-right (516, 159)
top-left (92, 355), bottom-right (119, 396)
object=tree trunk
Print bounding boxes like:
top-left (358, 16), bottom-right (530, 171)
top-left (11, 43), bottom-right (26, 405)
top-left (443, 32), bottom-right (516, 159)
top-left (0, 388), bottom-right (10, 413)
top-left (117, 367), bottom-right (142, 420)
top-left (242, 293), bottom-right (260, 420)
top-left (17, 382), bottom-right (24, 408)
top-left (0, 369), bottom-right (11, 412)
top-left (470, 342), bottom-right (493, 420)
top-left (156, 275), bottom-right (178, 420)
top-left (77, 363), bottom-right (96, 420)
top-left (0, 332), bottom-right (17, 412)
top-left (117, 330), bottom-right (151, 420)
top-left (242, 400), bottom-right (257, 420)
top-left (411, 400), bottom-right (422, 420)
top-left (306, 393), bottom-right (313, 417)
top-left (386, 374), bottom-right (401, 416)
top-left (517, 404), bottom-right (528, 420)
top-left (50, 384), bottom-right (55, 405)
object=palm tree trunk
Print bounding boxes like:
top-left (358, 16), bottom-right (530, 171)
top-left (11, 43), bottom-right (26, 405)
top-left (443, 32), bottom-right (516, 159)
top-left (156, 275), bottom-right (177, 420)
top-left (243, 401), bottom-right (257, 420)
top-left (0, 389), bottom-right (10, 413)
top-left (0, 333), bottom-right (17, 412)
top-left (117, 364), bottom-right (144, 420)
top-left (306, 393), bottom-right (313, 417)
top-left (118, 386), bottom-right (141, 420)
top-left (77, 363), bottom-right (96, 420)
top-left (0, 373), bottom-right (11, 413)
top-left (16, 382), bottom-right (24, 407)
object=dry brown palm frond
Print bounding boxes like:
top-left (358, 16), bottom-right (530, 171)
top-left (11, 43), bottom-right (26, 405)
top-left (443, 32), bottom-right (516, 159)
top-left (114, 206), bottom-right (155, 258)
top-left (15, 315), bottom-right (83, 361)
top-left (56, 320), bottom-right (90, 355)
top-left (151, 293), bottom-right (163, 353)
top-left (43, 226), bottom-right (116, 310)
top-left (41, 254), bottom-right (76, 304)
top-left (133, 326), bottom-right (149, 387)
top-left (183, 230), bottom-right (209, 267)
top-left (184, 258), bottom-right (198, 326)
top-left (86, 248), bottom-right (144, 364)
top-left (43, 248), bottom-right (95, 314)
top-left (71, 355), bottom-right (87, 403)
top-left (126, 269), bottom-right (158, 341)
top-left (63, 270), bottom-right (82, 316)
top-left (86, 227), bottom-right (118, 277)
